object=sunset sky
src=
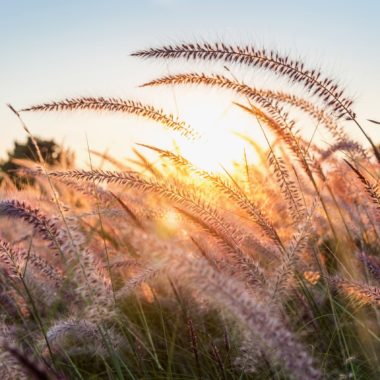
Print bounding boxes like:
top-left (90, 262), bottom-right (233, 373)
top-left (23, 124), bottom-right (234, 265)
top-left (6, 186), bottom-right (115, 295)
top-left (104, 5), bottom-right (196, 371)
top-left (1, 0), bottom-right (379, 168)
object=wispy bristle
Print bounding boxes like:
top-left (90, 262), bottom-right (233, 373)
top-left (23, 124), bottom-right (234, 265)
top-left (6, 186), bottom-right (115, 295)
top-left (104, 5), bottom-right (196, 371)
top-left (21, 97), bottom-right (199, 140)
top-left (133, 42), bottom-right (355, 119)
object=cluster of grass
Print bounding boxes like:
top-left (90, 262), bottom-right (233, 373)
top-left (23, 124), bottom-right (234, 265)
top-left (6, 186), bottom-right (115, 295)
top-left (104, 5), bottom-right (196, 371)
top-left (0, 41), bottom-right (379, 379)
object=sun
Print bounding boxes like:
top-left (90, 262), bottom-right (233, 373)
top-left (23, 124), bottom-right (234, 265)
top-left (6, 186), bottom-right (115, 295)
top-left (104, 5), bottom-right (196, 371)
top-left (179, 129), bottom-right (250, 173)
top-left (169, 98), bottom-right (266, 173)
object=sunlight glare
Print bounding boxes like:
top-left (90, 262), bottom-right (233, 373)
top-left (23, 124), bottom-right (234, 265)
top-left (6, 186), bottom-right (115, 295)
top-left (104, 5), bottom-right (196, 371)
top-left (173, 98), bottom-right (265, 173)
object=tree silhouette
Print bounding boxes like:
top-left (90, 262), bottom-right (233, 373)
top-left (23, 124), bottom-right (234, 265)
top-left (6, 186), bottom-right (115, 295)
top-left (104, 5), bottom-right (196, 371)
top-left (0, 137), bottom-right (74, 188)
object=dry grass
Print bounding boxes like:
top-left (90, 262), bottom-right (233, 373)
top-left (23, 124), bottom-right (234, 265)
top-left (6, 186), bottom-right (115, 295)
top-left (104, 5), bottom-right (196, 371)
top-left (0, 41), bottom-right (379, 379)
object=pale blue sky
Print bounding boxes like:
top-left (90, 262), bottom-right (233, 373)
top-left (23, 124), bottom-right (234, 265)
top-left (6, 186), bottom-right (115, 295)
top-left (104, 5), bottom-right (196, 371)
top-left (1, 0), bottom-right (379, 166)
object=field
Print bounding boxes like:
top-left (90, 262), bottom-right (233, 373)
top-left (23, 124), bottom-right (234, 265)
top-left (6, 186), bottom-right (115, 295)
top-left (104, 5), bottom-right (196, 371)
top-left (0, 42), bottom-right (380, 379)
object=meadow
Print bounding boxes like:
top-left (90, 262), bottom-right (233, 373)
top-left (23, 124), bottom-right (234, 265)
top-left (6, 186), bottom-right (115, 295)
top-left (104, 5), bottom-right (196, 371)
top-left (0, 41), bottom-right (379, 379)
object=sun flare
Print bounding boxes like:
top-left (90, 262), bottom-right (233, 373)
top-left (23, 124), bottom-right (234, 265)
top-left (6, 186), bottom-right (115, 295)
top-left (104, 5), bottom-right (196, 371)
top-left (167, 98), bottom-right (264, 173)
top-left (178, 131), bottom-right (250, 173)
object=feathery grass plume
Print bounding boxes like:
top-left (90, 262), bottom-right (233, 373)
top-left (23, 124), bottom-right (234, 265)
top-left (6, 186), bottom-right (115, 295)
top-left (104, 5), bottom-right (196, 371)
top-left (135, 43), bottom-right (380, 161)
top-left (171, 207), bottom-right (239, 259)
top-left (270, 199), bottom-right (317, 299)
top-left (0, 238), bottom-right (22, 279)
top-left (116, 265), bottom-right (158, 299)
top-left (109, 192), bottom-right (144, 229)
top-left (58, 177), bottom-right (114, 206)
top-left (0, 237), bottom-right (60, 310)
top-left (143, 73), bottom-right (321, 171)
top-left (68, 246), bottom-right (114, 321)
top-left (210, 341), bottom-right (225, 378)
top-left (258, 90), bottom-right (367, 158)
top-left (330, 276), bottom-right (380, 307)
top-left (168, 256), bottom-right (321, 380)
top-left (15, 246), bottom-right (63, 287)
top-left (45, 319), bottom-right (123, 358)
top-left (46, 215), bottom-right (116, 321)
top-left (2, 341), bottom-right (62, 380)
top-left (4, 325), bottom-right (57, 380)
top-left (357, 252), bottom-right (380, 282)
top-left (231, 252), bottom-right (267, 290)
top-left (236, 101), bottom-right (318, 180)
top-left (0, 343), bottom-right (29, 380)
top-left (55, 215), bottom-right (86, 260)
top-left (320, 141), bottom-right (368, 162)
top-left (137, 199), bottom-right (265, 289)
top-left (133, 42), bottom-right (354, 120)
top-left (0, 200), bottom-right (63, 247)
top-left (21, 97), bottom-right (199, 140)
top-left (45, 169), bottom-right (247, 256)
top-left (142, 72), bottom-right (302, 131)
top-left (187, 318), bottom-right (202, 379)
top-left (26, 165), bottom-right (115, 206)
top-left (138, 144), bottom-right (284, 251)
top-left (237, 102), bottom-right (340, 238)
top-left (105, 257), bottom-right (142, 270)
top-left (256, 88), bottom-right (365, 159)
top-left (345, 160), bottom-right (380, 218)
top-left (190, 235), bottom-right (220, 269)
top-left (143, 71), bottom-right (357, 152)
top-left (177, 206), bottom-right (267, 289)
top-left (0, 291), bottom-right (22, 319)
top-left (48, 169), bottom-right (269, 289)
top-left (142, 72), bottom-right (345, 142)
top-left (267, 150), bottom-right (306, 223)
top-left (233, 334), bottom-right (264, 374)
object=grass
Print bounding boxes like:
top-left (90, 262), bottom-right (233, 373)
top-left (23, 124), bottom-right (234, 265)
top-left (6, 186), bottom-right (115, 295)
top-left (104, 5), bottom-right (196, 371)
top-left (0, 40), bottom-right (379, 379)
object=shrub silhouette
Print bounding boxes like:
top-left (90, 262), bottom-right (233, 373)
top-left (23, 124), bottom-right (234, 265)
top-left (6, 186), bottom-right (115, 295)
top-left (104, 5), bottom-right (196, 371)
top-left (0, 136), bottom-right (74, 187)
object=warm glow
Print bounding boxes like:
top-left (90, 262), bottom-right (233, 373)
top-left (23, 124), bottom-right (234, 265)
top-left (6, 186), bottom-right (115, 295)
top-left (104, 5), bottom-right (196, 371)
top-left (162, 209), bottom-right (180, 229)
top-left (167, 96), bottom-right (265, 173)
top-left (179, 131), bottom-right (249, 173)
top-left (156, 209), bottom-right (183, 238)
